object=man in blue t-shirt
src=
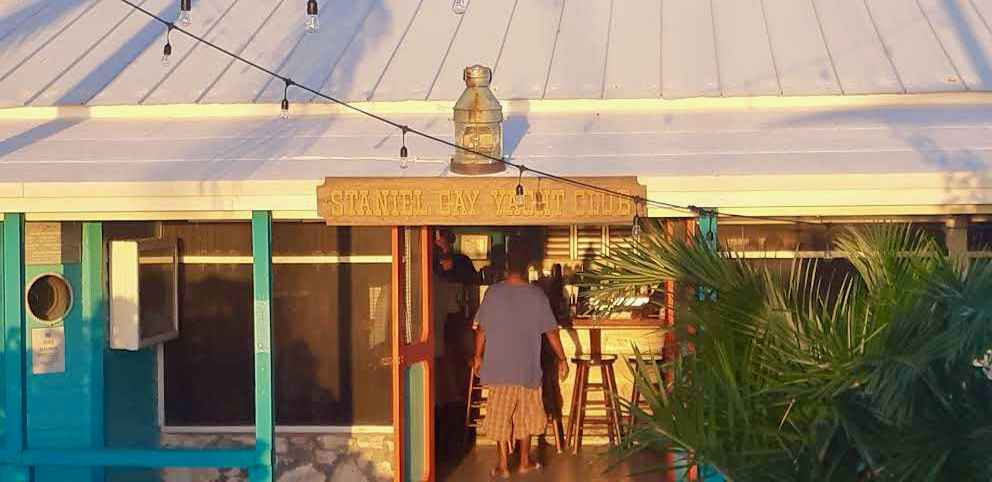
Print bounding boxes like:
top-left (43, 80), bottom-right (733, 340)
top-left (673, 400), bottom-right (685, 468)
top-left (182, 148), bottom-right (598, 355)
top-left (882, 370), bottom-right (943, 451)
top-left (471, 244), bottom-right (568, 478)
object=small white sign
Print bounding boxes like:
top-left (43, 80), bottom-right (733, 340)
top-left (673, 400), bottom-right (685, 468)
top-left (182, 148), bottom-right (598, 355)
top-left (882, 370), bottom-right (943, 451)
top-left (32, 327), bottom-right (66, 374)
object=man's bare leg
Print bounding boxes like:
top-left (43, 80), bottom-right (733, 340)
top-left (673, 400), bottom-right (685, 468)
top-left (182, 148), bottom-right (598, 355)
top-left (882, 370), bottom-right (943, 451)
top-left (518, 436), bottom-right (542, 474)
top-left (492, 441), bottom-right (511, 479)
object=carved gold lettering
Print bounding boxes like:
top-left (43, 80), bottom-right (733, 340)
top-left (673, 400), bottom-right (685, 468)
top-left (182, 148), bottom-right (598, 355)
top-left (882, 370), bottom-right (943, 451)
top-left (465, 189), bottom-right (479, 215)
top-left (551, 190), bottom-right (565, 216)
top-left (616, 189), bottom-right (631, 215)
top-left (358, 190), bottom-right (372, 215)
top-left (452, 190), bottom-right (466, 215)
top-left (330, 190), bottom-right (344, 216)
top-left (492, 190), bottom-right (506, 216)
top-left (390, 190), bottom-right (401, 216)
top-left (413, 190), bottom-right (428, 215)
top-left (344, 190), bottom-right (358, 215)
top-left (575, 191), bottom-right (587, 216)
top-left (375, 191), bottom-right (389, 216)
top-left (399, 189), bottom-right (413, 215)
top-left (438, 190), bottom-right (451, 216)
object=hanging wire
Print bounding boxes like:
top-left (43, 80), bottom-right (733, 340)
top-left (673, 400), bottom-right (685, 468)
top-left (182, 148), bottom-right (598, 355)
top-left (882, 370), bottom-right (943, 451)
top-left (117, 0), bottom-right (828, 230)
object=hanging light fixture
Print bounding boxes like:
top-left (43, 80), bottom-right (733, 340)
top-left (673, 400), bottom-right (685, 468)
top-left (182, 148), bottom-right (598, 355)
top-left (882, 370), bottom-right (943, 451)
top-left (281, 79), bottom-right (293, 119)
top-left (515, 167), bottom-right (525, 206)
top-left (452, 0), bottom-right (469, 14)
top-left (161, 25), bottom-right (174, 67)
top-left (399, 127), bottom-right (409, 169)
top-left (631, 197), bottom-right (644, 240)
top-left (305, 0), bottom-right (320, 32)
top-left (178, 0), bottom-right (192, 27)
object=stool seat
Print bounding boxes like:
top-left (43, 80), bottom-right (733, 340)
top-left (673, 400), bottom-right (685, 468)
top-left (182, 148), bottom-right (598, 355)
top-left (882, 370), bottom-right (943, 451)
top-left (572, 354), bottom-right (618, 365)
top-left (566, 354), bottom-right (622, 451)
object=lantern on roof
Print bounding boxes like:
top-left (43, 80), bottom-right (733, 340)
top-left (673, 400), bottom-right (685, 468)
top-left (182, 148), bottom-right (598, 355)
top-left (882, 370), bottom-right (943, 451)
top-left (451, 65), bottom-right (505, 175)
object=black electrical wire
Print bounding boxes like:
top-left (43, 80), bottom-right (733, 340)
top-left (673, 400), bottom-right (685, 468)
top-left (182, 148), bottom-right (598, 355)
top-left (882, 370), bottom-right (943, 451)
top-left (118, 0), bottom-right (824, 228)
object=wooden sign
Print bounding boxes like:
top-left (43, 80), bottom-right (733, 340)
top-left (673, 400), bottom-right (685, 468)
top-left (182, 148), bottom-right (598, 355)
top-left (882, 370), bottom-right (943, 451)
top-left (317, 177), bottom-right (646, 226)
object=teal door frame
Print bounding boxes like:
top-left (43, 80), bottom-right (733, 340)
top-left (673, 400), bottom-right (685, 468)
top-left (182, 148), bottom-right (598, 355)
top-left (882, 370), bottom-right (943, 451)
top-left (0, 213), bottom-right (276, 482)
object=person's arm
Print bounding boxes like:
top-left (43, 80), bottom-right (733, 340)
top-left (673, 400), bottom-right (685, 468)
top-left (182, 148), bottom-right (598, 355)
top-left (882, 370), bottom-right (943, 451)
top-left (472, 325), bottom-right (486, 373)
top-left (544, 329), bottom-right (569, 381)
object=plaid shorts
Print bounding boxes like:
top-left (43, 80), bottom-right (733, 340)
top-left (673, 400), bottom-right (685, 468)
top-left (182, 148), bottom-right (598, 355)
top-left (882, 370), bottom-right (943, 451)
top-left (481, 385), bottom-right (546, 442)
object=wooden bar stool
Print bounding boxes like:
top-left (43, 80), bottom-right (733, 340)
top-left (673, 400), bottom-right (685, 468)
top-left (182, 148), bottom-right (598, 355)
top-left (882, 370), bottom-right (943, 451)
top-left (565, 354), bottom-right (622, 451)
top-left (625, 354), bottom-right (667, 431)
top-left (464, 366), bottom-right (487, 449)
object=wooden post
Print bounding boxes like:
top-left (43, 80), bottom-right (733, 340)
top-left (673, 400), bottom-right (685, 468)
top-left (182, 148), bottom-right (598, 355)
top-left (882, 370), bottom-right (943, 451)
top-left (2, 214), bottom-right (29, 481)
top-left (249, 212), bottom-right (275, 482)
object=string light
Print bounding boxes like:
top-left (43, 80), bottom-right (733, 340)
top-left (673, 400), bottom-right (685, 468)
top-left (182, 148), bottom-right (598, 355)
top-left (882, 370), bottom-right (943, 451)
top-left (515, 166), bottom-right (525, 206)
top-left (178, 0), bottom-right (191, 27)
top-left (631, 197), bottom-right (643, 240)
top-left (452, 0), bottom-right (469, 14)
top-left (280, 78), bottom-right (293, 119)
top-left (305, 0), bottom-right (319, 32)
top-left (399, 126), bottom-right (409, 169)
top-left (118, 0), bottom-right (831, 232)
top-left (161, 25), bottom-right (173, 67)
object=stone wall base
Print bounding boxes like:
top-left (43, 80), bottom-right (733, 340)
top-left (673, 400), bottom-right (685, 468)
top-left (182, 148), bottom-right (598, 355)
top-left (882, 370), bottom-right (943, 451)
top-left (160, 432), bottom-right (393, 482)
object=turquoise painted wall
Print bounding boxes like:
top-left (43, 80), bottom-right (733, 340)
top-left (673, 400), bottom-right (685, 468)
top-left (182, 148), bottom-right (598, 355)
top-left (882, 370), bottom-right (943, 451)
top-left (24, 261), bottom-right (99, 482)
top-left (0, 221), bottom-right (5, 452)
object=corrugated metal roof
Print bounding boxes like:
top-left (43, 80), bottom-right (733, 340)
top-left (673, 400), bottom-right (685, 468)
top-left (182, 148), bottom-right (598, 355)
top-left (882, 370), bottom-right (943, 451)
top-left (2, 0), bottom-right (992, 108)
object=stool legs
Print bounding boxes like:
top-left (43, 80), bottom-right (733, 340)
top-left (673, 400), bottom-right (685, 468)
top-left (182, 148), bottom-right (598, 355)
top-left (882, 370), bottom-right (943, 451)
top-left (565, 363), bottom-right (588, 450)
top-left (603, 363), bottom-right (622, 444)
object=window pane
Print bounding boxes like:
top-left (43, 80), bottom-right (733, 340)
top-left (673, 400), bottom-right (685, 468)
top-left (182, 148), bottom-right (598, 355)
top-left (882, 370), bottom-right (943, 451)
top-left (272, 224), bottom-right (390, 256)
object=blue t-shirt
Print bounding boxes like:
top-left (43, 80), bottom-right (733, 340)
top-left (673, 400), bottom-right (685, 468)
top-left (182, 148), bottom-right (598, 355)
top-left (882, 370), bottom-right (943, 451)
top-left (475, 281), bottom-right (559, 389)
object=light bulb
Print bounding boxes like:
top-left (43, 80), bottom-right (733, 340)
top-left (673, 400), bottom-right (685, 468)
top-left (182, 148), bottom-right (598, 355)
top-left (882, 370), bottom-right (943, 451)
top-left (632, 216), bottom-right (642, 240)
top-left (178, 10), bottom-right (192, 27)
top-left (515, 184), bottom-right (525, 206)
top-left (161, 43), bottom-right (172, 67)
top-left (452, 0), bottom-right (469, 14)
top-left (305, 0), bottom-right (319, 32)
top-left (280, 98), bottom-right (289, 119)
top-left (179, 0), bottom-right (192, 26)
top-left (400, 146), bottom-right (409, 169)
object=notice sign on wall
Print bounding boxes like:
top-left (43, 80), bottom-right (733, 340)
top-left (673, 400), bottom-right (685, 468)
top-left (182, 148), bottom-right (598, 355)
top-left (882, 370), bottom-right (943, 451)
top-left (25, 222), bottom-right (81, 265)
top-left (316, 177), bottom-right (647, 226)
top-left (32, 327), bottom-right (66, 374)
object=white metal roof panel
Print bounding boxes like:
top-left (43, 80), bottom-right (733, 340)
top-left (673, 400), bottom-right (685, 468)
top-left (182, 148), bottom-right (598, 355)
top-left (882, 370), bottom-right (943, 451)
top-left (662, 0), bottom-right (720, 99)
top-left (760, 0), bottom-right (839, 96)
top-left (201, 0), bottom-right (332, 104)
top-left (371, 0), bottom-right (461, 101)
top-left (602, 0), bottom-right (661, 99)
top-left (313, 0), bottom-right (422, 101)
top-left (543, 0), bottom-right (611, 99)
top-left (426, 0), bottom-right (516, 101)
top-left (710, 0), bottom-right (780, 97)
top-left (88, 0), bottom-right (235, 105)
top-left (864, 0), bottom-right (964, 93)
top-left (489, 0), bottom-right (565, 100)
top-left (142, 0), bottom-right (284, 105)
top-left (812, 0), bottom-right (903, 95)
top-left (3, 0), bottom-right (992, 106)
top-left (918, 0), bottom-right (992, 91)
top-left (28, 0), bottom-right (173, 106)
